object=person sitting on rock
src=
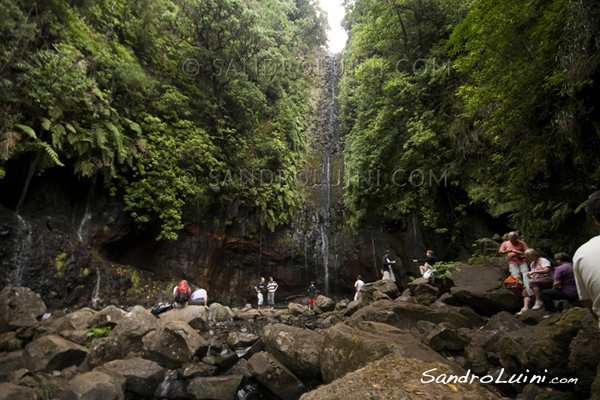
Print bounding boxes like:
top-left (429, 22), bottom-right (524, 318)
top-left (498, 232), bottom-right (529, 286)
top-left (190, 287), bottom-right (208, 308)
top-left (516, 249), bottom-right (553, 315)
top-left (540, 252), bottom-right (578, 317)
top-left (413, 250), bottom-right (439, 276)
top-left (173, 280), bottom-right (191, 308)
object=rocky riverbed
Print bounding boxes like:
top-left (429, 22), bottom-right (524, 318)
top-left (1, 258), bottom-right (599, 400)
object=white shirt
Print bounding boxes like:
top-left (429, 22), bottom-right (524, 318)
top-left (191, 288), bottom-right (207, 301)
top-left (355, 279), bottom-right (364, 292)
top-left (574, 235), bottom-right (600, 327)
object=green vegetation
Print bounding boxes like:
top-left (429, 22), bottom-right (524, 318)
top-left (85, 324), bottom-right (112, 347)
top-left (54, 252), bottom-right (68, 277)
top-left (0, 0), bottom-right (326, 240)
top-left (340, 0), bottom-right (600, 252)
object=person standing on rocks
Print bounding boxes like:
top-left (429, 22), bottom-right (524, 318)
top-left (574, 190), bottom-right (600, 325)
top-left (354, 275), bottom-right (364, 301)
top-left (498, 232), bottom-right (529, 286)
top-left (308, 281), bottom-right (317, 310)
top-left (381, 249), bottom-right (396, 282)
top-left (255, 277), bottom-right (266, 310)
top-left (267, 276), bottom-right (278, 309)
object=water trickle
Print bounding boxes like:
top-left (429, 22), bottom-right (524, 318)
top-left (91, 266), bottom-right (101, 309)
top-left (11, 214), bottom-right (33, 286)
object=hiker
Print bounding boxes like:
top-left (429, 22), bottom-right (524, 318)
top-left (173, 280), bottom-right (191, 307)
top-left (190, 287), bottom-right (208, 308)
top-left (354, 275), bottom-right (364, 301)
top-left (574, 190), bottom-right (600, 325)
top-left (413, 250), bottom-right (439, 276)
top-left (499, 232), bottom-right (530, 287)
top-left (308, 281), bottom-right (317, 310)
top-left (255, 277), bottom-right (266, 309)
top-left (516, 249), bottom-right (552, 315)
top-left (540, 252), bottom-right (578, 317)
top-left (267, 276), bottom-right (278, 309)
top-left (381, 249), bottom-right (396, 282)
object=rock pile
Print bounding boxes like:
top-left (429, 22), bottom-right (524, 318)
top-left (0, 261), bottom-right (599, 400)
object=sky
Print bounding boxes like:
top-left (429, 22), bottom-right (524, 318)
top-left (319, 0), bottom-right (348, 53)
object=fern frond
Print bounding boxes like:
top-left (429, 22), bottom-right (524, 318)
top-left (40, 142), bottom-right (64, 167)
top-left (14, 124), bottom-right (37, 139)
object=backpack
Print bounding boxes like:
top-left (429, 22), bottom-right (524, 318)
top-left (174, 281), bottom-right (191, 303)
top-left (504, 276), bottom-right (524, 295)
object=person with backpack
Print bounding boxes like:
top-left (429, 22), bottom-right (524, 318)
top-left (173, 280), bottom-right (191, 307)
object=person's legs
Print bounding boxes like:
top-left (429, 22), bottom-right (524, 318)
top-left (541, 289), bottom-right (569, 312)
top-left (268, 292), bottom-right (274, 306)
top-left (530, 279), bottom-right (554, 309)
top-left (257, 293), bottom-right (263, 309)
top-left (509, 263), bottom-right (521, 278)
top-left (420, 265), bottom-right (428, 276)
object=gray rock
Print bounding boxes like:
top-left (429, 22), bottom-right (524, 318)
top-left (423, 322), bottom-right (468, 351)
top-left (341, 300), bottom-right (361, 317)
top-left (68, 370), bottom-right (126, 400)
top-left (359, 280), bottom-right (399, 305)
top-left (101, 357), bottom-right (165, 397)
top-left (23, 335), bottom-right (87, 372)
top-left (262, 324), bottom-right (324, 380)
top-left (208, 303), bottom-right (235, 322)
top-left (59, 329), bottom-right (89, 346)
top-left (64, 307), bottom-right (98, 330)
top-left (143, 320), bottom-right (208, 369)
top-left (288, 303), bottom-right (307, 316)
top-left (187, 375), bottom-right (243, 400)
top-left (0, 350), bottom-right (25, 376)
top-left (248, 351), bottom-right (307, 400)
top-left (346, 299), bottom-right (481, 330)
top-left (315, 295), bottom-right (335, 312)
top-left (408, 277), bottom-right (440, 306)
top-left (157, 305), bottom-right (208, 331)
top-left (0, 382), bottom-right (34, 400)
top-left (154, 369), bottom-right (187, 399)
top-left (88, 305), bottom-right (126, 329)
top-left (226, 331), bottom-right (259, 349)
top-left (300, 354), bottom-right (497, 400)
top-left (320, 322), bottom-right (464, 384)
top-left (484, 311), bottom-right (525, 333)
top-left (179, 362), bottom-right (218, 379)
top-left (0, 287), bottom-right (47, 333)
top-left (568, 312), bottom-right (600, 397)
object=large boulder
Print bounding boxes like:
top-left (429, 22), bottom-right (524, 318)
top-left (68, 370), bottom-right (126, 400)
top-left (187, 375), bottom-right (243, 400)
top-left (142, 320), bottom-right (208, 368)
top-left (448, 263), bottom-right (520, 315)
top-left (157, 305), bottom-right (208, 331)
top-left (88, 305), bottom-right (126, 329)
top-left (248, 351), bottom-right (307, 400)
top-left (359, 280), bottom-right (399, 305)
top-left (0, 382), bottom-right (34, 400)
top-left (346, 299), bottom-right (481, 330)
top-left (65, 307), bottom-right (98, 330)
top-left (315, 296), bottom-right (335, 312)
top-left (423, 322), bottom-right (468, 351)
top-left (262, 324), bottom-right (324, 380)
top-left (100, 358), bottom-right (165, 397)
top-left (288, 303), bottom-right (307, 316)
top-left (0, 350), bottom-right (24, 376)
top-left (23, 335), bottom-right (87, 372)
top-left (568, 312), bottom-right (600, 397)
top-left (408, 277), bottom-right (440, 306)
top-left (86, 305), bottom-right (157, 367)
top-left (208, 303), bottom-right (235, 322)
top-left (300, 354), bottom-right (497, 400)
top-left (226, 331), bottom-right (259, 350)
top-left (320, 322), bottom-right (464, 384)
top-left (484, 311), bottom-right (525, 333)
top-left (0, 287), bottom-right (46, 333)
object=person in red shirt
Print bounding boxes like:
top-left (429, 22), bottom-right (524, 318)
top-left (498, 232), bottom-right (530, 288)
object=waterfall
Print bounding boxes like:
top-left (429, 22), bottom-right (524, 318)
top-left (11, 215), bottom-right (33, 286)
top-left (77, 201), bottom-right (92, 242)
top-left (91, 266), bottom-right (101, 309)
top-left (15, 151), bottom-right (41, 214)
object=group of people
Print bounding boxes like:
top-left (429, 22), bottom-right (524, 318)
top-left (172, 280), bottom-right (208, 308)
top-left (499, 190), bottom-right (600, 324)
top-left (499, 233), bottom-right (577, 316)
top-left (254, 277), bottom-right (279, 309)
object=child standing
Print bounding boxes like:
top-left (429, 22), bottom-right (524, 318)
top-left (307, 281), bottom-right (317, 310)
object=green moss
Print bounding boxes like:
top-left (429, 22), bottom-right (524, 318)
top-left (82, 268), bottom-right (90, 277)
top-left (55, 253), bottom-right (68, 277)
top-left (102, 225), bottom-right (110, 233)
